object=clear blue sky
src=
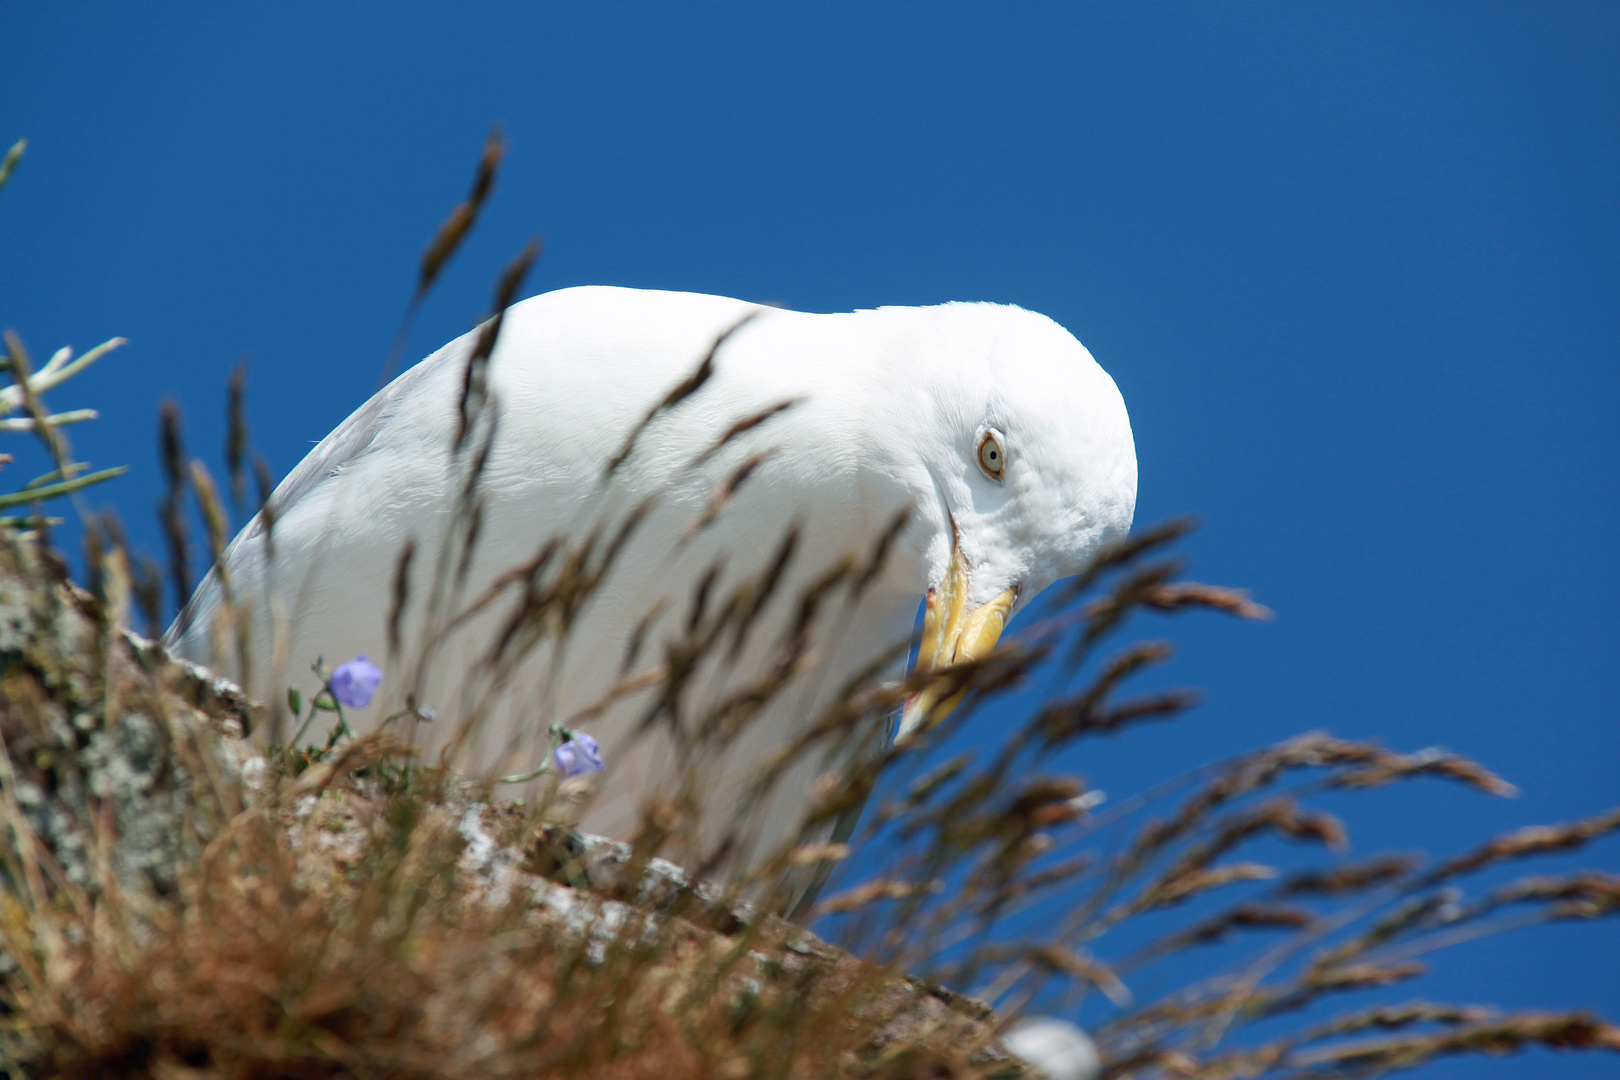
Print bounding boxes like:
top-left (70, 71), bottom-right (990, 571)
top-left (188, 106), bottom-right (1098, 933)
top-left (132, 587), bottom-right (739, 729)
top-left (5, 4), bottom-right (1616, 1075)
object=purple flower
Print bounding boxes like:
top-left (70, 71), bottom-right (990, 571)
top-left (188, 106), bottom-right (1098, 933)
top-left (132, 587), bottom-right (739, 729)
top-left (330, 655), bottom-right (383, 709)
top-left (554, 732), bottom-right (604, 777)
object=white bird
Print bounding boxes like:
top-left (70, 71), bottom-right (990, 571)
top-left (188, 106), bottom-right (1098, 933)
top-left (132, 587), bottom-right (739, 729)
top-left (170, 286), bottom-right (1136, 883)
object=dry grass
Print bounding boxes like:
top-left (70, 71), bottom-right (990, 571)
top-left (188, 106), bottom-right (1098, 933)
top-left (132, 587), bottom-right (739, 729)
top-left (0, 130), bottom-right (1615, 1080)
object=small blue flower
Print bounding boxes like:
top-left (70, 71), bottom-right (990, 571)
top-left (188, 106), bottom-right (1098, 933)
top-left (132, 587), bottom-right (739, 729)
top-left (554, 732), bottom-right (604, 777)
top-left (330, 655), bottom-right (383, 709)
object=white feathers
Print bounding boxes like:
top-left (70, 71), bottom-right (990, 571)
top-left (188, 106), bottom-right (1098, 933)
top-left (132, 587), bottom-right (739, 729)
top-left (169, 286), bottom-right (1135, 868)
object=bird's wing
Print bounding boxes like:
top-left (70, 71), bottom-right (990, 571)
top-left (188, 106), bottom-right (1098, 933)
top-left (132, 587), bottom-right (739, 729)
top-left (783, 701), bottom-right (901, 922)
top-left (245, 357), bottom-right (444, 545)
top-left (165, 353), bottom-right (449, 649)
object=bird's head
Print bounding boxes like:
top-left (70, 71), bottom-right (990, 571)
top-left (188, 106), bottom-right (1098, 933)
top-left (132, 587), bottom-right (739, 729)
top-left (867, 302), bottom-right (1137, 740)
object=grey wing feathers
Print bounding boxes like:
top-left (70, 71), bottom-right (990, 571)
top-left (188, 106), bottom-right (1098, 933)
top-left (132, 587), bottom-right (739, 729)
top-left (782, 702), bottom-right (898, 922)
top-left (165, 355), bottom-right (445, 647)
top-left (244, 358), bottom-right (440, 543)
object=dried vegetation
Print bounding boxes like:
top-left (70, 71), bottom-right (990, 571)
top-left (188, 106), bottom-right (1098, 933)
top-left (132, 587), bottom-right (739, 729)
top-left (0, 133), bottom-right (1615, 1079)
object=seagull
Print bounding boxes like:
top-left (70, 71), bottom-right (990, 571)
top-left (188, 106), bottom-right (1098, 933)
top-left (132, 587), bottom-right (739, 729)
top-left (170, 286), bottom-right (1136, 884)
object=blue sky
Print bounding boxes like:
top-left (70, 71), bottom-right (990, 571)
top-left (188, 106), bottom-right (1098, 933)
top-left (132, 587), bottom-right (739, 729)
top-left (5, 4), bottom-right (1617, 1074)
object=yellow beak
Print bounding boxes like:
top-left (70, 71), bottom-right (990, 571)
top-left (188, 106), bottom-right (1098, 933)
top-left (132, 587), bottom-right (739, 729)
top-left (896, 527), bottom-right (1017, 742)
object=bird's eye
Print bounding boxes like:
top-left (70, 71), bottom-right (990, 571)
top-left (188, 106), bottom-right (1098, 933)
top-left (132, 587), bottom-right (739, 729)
top-left (976, 429), bottom-right (1006, 481)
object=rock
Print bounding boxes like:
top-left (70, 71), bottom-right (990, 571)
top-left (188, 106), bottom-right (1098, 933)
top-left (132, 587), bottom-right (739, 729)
top-left (0, 526), bottom-right (1033, 1077)
top-left (0, 529), bottom-right (251, 903)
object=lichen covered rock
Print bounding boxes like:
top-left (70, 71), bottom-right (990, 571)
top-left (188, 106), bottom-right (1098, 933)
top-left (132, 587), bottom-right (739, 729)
top-left (0, 531), bottom-right (251, 902)
top-left (0, 527), bottom-right (1020, 1078)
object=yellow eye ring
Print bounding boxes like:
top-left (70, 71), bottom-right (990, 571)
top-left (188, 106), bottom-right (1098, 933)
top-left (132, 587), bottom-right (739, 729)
top-left (977, 429), bottom-right (1006, 481)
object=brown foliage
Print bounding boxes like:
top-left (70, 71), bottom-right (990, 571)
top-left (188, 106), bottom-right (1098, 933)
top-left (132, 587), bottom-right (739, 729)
top-left (2, 133), bottom-right (1614, 1080)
